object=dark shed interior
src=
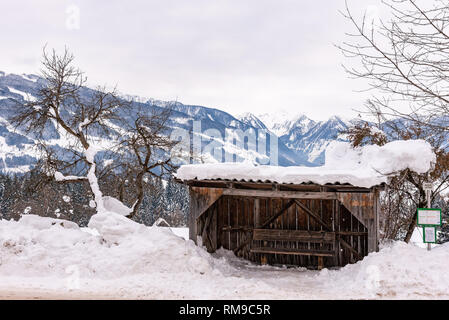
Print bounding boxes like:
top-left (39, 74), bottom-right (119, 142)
top-left (178, 178), bottom-right (382, 269)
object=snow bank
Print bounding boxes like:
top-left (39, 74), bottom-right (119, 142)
top-left (317, 241), bottom-right (449, 298)
top-left (175, 140), bottom-right (436, 188)
top-left (0, 213), bottom-right (222, 287)
top-left (0, 214), bottom-right (448, 299)
top-left (17, 215), bottom-right (79, 230)
top-left (102, 196), bottom-right (132, 216)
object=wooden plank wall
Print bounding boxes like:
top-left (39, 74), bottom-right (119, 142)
top-left (337, 192), bottom-right (379, 252)
top-left (196, 195), bottom-right (369, 268)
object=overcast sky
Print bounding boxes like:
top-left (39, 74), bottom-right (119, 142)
top-left (0, 0), bottom-right (383, 120)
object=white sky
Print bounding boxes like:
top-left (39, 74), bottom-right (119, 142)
top-left (0, 0), bottom-right (383, 120)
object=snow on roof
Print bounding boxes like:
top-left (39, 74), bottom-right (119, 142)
top-left (175, 140), bottom-right (436, 188)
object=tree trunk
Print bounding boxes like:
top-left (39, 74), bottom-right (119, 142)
top-left (403, 214), bottom-right (417, 243)
top-left (128, 171), bottom-right (144, 219)
top-left (404, 201), bottom-right (426, 243)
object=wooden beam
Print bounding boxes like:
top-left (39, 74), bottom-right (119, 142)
top-left (233, 199), bottom-right (296, 254)
top-left (295, 200), bottom-right (331, 230)
top-left (250, 247), bottom-right (334, 257)
top-left (201, 209), bottom-right (214, 252)
top-left (337, 231), bottom-right (368, 236)
top-left (294, 200), bottom-right (361, 260)
top-left (221, 226), bottom-right (253, 232)
top-left (222, 189), bottom-right (337, 199)
top-left (253, 229), bottom-right (335, 243)
top-left (259, 199), bottom-right (296, 228)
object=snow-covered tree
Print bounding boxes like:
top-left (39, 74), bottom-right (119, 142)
top-left (345, 119), bottom-right (449, 242)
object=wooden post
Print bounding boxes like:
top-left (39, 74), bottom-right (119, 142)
top-left (317, 256), bottom-right (324, 270)
top-left (254, 199), bottom-right (260, 226)
top-left (332, 199), bottom-right (338, 266)
top-left (371, 189), bottom-right (380, 252)
top-left (335, 200), bottom-right (342, 266)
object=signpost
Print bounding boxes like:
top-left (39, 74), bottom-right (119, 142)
top-left (417, 182), bottom-right (441, 251)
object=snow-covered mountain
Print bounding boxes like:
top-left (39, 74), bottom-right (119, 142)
top-left (281, 115), bottom-right (350, 163)
top-left (257, 112), bottom-right (316, 137)
top-left (236, 112), bottom-right (269, 131)
top-left (246, 113), bottom-right (351, 164)
top-left (0, 71), bottom-right (354, 173)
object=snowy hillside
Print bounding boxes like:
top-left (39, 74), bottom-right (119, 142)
top-left (0, 213), bottom-right (448, 299)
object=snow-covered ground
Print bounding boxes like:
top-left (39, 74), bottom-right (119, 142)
top-left (0, 213), bottom-right (448, 299)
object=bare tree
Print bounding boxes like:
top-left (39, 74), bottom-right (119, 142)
top-left (340, 0), bottom-right (449, 241)
top-left (9, 47), bottom-right (130, 214)
top-left (116, 106), bottom-right (178, 218)
top-left (339, 0), bottom-right (449, 132)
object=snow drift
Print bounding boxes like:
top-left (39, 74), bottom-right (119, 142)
top-left (175, 140), bottom-right (436, 188)
top-left (0, 213), bottom-right (448, 299)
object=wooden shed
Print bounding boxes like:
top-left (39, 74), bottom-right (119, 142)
top-left (177, 166), bottom-right (383, 270)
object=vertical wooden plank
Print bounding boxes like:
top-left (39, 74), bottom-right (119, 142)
top-left (243, 198), bottom-right (247, 260)
top-left (188, 190), bottom-right (197, 242)
top-left (227, 197), bottom-right (231, 250)
top-left (374, 189), bottom-right (380, 252)
top-left (253, 198), bottom-right (260, 264)
top-left (272, 198), bottom-right (278, 264)
top-left (211, 204), bottom-right (218, 251)
top-left (319, 199), bottom-right (323, 268)
top-left (350, 213), bottom-right (354, 263)
top-left (248, 198), bottom-right (253, 262)
top-left (254, 199), bottom-right (260, 226)
top-left (261, 198), bottom-right (270, 265)
top-left (309, 199), bottom-right (316, 268)
top-left (306, 200), bottom-right (311, 267)
top-left (337, 200), bottom-right (342, 266)
top-left (317, 256), bottom-right (324, 270)
top-left (295, 202), bottom-right (300, 266)
top-left (332, 200), bottom-right (339, 266)
top-left (235, 198), bottom-right (240, 255)
top-left (216, 197), bottom-right (221, 249)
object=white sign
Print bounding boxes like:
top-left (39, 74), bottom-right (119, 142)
top-left (423, 182), bottom-right (433, 191)
top-left (417, 209), bottom-right (441, 226)
top-left (423, 227), bottom-right (436, 243)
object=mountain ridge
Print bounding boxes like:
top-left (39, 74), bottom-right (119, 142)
top-left (0, 71), bottom-right (354, 173)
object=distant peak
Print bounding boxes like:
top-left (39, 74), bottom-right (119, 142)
top-left (328, 115), bottom-right (341, 121)
top-left (236, 112), bottom-right (268, 130)
top-left (236, 112), bottom-right (258, 120)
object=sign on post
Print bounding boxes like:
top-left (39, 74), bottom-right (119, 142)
top-left (423, 227), bottom-right (437, 243)
top-left (417, 208), bottom-right (442, 226)
top-left (423, 182), bottom-right (433, 191)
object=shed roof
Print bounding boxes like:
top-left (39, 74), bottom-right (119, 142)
top-left (175, 162), bottom-right (386, 189)
top-left (175, 139), bottom-right (435, 190)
